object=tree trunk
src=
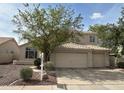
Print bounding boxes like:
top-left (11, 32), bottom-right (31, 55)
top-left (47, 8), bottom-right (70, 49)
top-left (115, 54), bottom-right (120, 67)
top-left (44, 51), bottom-right (50, 63)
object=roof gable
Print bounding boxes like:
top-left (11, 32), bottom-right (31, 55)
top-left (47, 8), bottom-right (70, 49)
top-left (0, 37), bottom-right (14, 45)
top-left (0, 37), bottom-right (18, 47)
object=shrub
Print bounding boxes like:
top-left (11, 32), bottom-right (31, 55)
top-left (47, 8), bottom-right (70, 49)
top-left (44, 62), bottom-right (55, 71)
top-left (117, 62), bottom-right (124, 68)
top-left (34, 58), bottom-right (41, 69)
top-left (20, 68), bottom-right (33, 81)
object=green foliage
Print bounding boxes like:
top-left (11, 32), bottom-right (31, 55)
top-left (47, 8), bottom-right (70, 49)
top-left (34, 58), bottom-right (41, 69)
top-left (89, 23), bottom-right (124, 52)
top-left (117, 62), bottom-right (124, 68)
top-left (89, 24), bottom-right (113, 48)
top-left (12, 4), bottom-right (83, 62)
top-left (44, 62), bottom-right (55, 71)
top-left (20, 68), bottom-right (33, 81)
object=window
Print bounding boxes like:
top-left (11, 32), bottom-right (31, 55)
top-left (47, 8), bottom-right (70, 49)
top-left (25, 47), bottom-right (37, 59)
top-left (90, 36), bottom-right (95, 42)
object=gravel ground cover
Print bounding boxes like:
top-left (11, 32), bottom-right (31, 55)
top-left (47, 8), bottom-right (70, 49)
top-left (0, 64), bottom-right (31, 86)
top-left (0, 64), bottom-right (57, 86)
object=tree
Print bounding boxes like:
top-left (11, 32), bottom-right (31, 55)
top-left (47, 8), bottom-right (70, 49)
top-left (89, 7), bottom-right (124, 65)
top-left (12, 4), bottom-right (83, 62)
top-left (117, 7), bottom-right (124, 55)
top-left (89, 24), bottom-right (122, 53)
top-left (89, 7), bottom-right (124, 53)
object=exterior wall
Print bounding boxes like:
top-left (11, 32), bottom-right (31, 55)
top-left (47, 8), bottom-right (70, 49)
top-left (19, 43), bottom-right (40, 63)
top-left (104, 52), bottom-right (110, 66)
top-left (87, 51), bottom-right (93, 67)
top-left (78, 33), bottom-right (99, 45)
top-left (0, 40), bottom-right (20, 63)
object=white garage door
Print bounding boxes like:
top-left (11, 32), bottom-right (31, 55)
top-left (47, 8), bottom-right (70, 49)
top-left (93, 53), bottom-right (105, 67)
top-left (55, 53), bottom-right (88, 68)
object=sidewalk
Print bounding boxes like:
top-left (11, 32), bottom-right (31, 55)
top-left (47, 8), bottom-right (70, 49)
top-left (0, 85), bottom-right (57, 90)
top-left (1, 84), bottom-right (124, 90)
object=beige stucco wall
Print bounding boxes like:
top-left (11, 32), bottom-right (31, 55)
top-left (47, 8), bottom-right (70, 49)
top-left (87, 51), bottom-right (93, 67)
top-left (19, 43), bottom-right (40, 62)
top-left (0, 40), bottom-right (20, 63)
top-left (78, 33), bottom-right (99, 45)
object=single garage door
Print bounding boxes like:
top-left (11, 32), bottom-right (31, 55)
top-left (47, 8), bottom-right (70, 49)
top-left (55, 53), bottom-right (88, 68)
top-left (93, 53), bottom-right (105, 67)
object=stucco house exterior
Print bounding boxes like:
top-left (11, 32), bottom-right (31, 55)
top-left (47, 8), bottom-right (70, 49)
top-left (0, 37), bottom-right (20, 64)
top-left (13, 43), bottom-right (40, 65)
top-left (13, 31), bottom-right (110, 68)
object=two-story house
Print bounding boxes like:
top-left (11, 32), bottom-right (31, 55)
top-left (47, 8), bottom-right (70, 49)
top-left (14, 31), bottom-right (110, 68)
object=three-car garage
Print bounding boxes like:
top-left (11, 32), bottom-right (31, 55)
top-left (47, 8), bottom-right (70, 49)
top-left (51, 43), bottom-right (110, 68)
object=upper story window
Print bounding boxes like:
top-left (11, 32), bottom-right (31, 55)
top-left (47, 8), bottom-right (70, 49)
top-left (25, 47), bottom-right (37, 59)
top-left (89, 35), bottom-right (95, 42)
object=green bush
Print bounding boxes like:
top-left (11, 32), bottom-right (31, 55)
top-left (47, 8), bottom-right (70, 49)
top-left (44, 62), bottom-right (55, 71)
top-left (20, 68), bottom-right (33, 81)
top-left (117, 62), bottom-right (124, 68)
top-left (34, 58), bottom-right (41, 69)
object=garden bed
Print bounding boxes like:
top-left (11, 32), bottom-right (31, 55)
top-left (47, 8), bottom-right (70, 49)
top-left (12, 72), bottom-right (57, 85)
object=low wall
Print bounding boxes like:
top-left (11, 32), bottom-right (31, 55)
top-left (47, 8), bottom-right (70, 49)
top-left (13, 60), bottom-right (34, 65)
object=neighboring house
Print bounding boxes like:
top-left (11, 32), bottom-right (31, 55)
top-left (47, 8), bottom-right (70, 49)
top-left (0, 37), bottom-right (20, 64)
top-left (14, 31), bottom-right (110, 68)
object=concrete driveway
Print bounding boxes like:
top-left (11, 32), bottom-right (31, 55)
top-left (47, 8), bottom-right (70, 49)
top-left (57, 68), bottom-right (124, 84)
top-left (56, 68), bottom-right (124, 89)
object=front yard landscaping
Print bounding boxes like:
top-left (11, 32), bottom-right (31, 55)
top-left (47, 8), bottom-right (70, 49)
top-left (1, 63), bottom-right (124, 86)
top-left (0, 64), bottom-right (57, 86)
top-left (13, 73), bottom-right (57, 85)
top-left (0, 64), bottom-right (29, 85)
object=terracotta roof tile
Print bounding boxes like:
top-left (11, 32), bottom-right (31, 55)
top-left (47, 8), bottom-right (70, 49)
top-left (58, 42), bottom-right (110, 50)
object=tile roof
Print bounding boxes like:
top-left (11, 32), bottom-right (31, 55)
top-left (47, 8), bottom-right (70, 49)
top-left (57, 42), bottom-right (110, 51)
top-left (0, 37), bottom-right (14, 45)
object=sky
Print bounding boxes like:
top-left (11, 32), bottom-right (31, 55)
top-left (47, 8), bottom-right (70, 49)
top-left (0, 3), bottom-right (123, 44)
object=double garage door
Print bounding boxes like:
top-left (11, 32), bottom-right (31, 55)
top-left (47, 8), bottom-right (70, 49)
top-left (55, 52), bottom-right (106, 68)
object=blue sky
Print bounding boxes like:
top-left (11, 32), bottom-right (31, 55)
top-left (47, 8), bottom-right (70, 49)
top-left (0, 3), bottom-right (123, 44)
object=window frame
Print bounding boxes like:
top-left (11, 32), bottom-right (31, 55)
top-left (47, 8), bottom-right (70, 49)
top-left (25, 47), bottom-right (37, 59)
top-left (89, 35), bottom-right (95, 43)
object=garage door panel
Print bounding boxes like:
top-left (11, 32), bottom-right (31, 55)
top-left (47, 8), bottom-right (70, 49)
top-left (93, 53), bottom-right (105, 67)
top-left (55, 53), bottom-right (87, 68)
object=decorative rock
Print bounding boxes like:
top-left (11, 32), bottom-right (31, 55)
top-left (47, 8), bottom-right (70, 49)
top-left (42, 74), bottom-right (48, 81)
